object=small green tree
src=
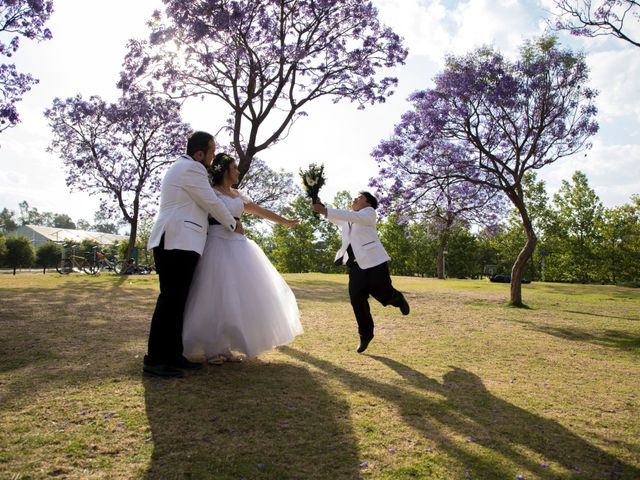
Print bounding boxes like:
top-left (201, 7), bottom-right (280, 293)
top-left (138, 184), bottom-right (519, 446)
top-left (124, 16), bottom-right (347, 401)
top-left (5, 236), bottom-right (35, 275)
top-left (52, 213), bottom-right (76, 229)
top-left (547, 171), bottom-right (604, 283)
top-left (36, 242), bottom-right (61, 274)
top-left (0, 208), bottom-right (18, 232)
top-left (446, 227), bottom-right (481, 279)
top-left (76, 219), bottom-right (91, 230)
top-left (271, 196), bottom-right (321, 273)
top-left (599, 198), bottom-right (640, 285)
top-left (78, 239), bottom-right (100, 262)
top-left (378, 214), bottom-right (414, 276)
top-left (409, 222), bottom-right (438, 277)
top-left (0, 234), bottom-right (7, 265)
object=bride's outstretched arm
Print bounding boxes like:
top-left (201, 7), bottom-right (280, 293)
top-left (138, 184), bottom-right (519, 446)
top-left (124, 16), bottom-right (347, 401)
top-left (244, 202), bottom-right (299, 228)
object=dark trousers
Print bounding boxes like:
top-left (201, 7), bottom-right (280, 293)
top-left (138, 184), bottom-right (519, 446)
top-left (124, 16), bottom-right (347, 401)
top-left (348, 261), bottom-right (403, 338)
top-left (146, 236), bottom-right (200, 365)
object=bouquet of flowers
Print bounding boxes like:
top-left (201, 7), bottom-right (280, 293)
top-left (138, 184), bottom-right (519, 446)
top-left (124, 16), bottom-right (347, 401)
top-left (299, 163), bottom-right (326, 205)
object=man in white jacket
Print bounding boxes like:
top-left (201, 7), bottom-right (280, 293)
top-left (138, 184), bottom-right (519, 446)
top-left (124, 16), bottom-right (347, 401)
top-left (144, 131), bottom-right (243, 377)
top-left (313, 191), bottom-right (409, 353)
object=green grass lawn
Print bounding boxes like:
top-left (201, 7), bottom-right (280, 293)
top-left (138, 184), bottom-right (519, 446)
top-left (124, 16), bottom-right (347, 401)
top-left (0, 272), bottom-right (639, 479)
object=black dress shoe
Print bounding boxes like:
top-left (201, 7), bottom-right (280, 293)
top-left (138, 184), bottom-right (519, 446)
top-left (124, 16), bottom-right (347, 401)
top-left (143, 363), bottom-right (185, 378)
top-left (170, 355), bottom-right (203, 370)
top-left (357, 335), bottom-right (374, 353)
top-left (398, 295), bottom-right (410, 315)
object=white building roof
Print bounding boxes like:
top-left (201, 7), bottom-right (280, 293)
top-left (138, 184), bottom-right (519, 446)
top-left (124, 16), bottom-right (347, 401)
top-left (17, 225), bottom-right (128, 245)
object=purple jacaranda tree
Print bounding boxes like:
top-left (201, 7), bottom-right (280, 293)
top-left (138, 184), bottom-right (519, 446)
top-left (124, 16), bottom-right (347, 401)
top-left (370, 158), bottom-right (506, 279)
top-left (117, 0), bottom-right (407, 180)
top-left (0, 0), bottom-right (53, 134)
top-left (552, 0), bottom-right (639, 48)
top-left (372, 36), bottom-right (599, 306)
top-left (44, 90), bottom-right (191, 262)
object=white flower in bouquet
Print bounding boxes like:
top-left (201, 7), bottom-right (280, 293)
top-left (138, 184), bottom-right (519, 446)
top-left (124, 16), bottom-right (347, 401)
top-left (299, 163), bottom-right (326, 204)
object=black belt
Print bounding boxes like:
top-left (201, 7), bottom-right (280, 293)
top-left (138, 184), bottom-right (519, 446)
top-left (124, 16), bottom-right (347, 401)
top-left (208, 216), bottom-right (240, 225)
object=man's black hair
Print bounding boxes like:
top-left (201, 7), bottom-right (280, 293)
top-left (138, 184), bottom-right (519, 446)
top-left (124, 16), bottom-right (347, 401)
top-left (359, 191), bottom-right (378, 210)
top-left (186, 131), bottom-right (214, 158)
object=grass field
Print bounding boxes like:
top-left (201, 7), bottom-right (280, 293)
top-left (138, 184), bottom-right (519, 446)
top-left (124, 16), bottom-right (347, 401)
top-left (0, 272), bottom-right (639, 480)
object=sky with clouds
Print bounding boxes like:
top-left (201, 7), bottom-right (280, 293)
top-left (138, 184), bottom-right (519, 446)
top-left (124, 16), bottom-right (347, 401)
top-left (1, 0), bottom-right (638, 225)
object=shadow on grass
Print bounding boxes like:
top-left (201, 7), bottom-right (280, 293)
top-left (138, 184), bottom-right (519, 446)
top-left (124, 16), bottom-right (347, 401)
top-left (281, 347), bottom-right (640, 479)
top-left (0, 283), bottom-right (157, 403)
top-left (562, 309), bottom-right (640, 322)
top-left (536, 283), bottom-right (640, 301)
top-left (1, 277), bottom-right (360, 479)
top-left (522, 322), bottom-right (640, 354)
top-left (143, 361), bottom-right (360, 480)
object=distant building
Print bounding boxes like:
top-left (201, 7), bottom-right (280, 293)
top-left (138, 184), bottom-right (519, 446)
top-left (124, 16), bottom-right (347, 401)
top-left (9, 225), bottom-right (128, 248)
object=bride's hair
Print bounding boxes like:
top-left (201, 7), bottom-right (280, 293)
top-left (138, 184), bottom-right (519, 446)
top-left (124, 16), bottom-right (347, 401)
top-left (208, 152), bottom-right (235, 185)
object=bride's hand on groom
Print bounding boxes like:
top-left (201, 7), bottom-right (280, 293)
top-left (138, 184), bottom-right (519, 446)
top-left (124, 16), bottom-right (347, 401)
top-left (235, 220), bottom-right (245, 235)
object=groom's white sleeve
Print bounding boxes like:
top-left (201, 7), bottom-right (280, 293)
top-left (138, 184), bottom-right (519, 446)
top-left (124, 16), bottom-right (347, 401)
top-left (326, 207), bottom-right (376, 226)
top-left (184, 162), bottom-right (237, 232)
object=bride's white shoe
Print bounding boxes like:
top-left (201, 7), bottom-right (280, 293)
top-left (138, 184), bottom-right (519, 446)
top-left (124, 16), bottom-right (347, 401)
top-left (220, 350), bottom-right (243, 363)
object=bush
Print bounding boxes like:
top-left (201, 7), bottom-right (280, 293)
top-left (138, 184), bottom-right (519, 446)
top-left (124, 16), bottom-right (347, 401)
top-left (5, 236), bottom-right (35, 275)
top-left (36, 243), bottom-right (62, 274)
top-left (0, 234), bottom-right (7, 265)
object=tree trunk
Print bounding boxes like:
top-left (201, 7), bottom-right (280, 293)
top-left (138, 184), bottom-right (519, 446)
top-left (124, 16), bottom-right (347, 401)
top-left (436, 235), bottom-right (447, 279)
top-left (436, 216), bottom-right (452, 280)
top-left (12, 267), bottom-right (16, 275)
top-left (237, 148), bottom-right (254, 184)
top-left (42, 267), bottom-right (46, 274)
top-left (124, 196), bottom-right (140, 271)
top-left (509, 194), bottom-right (537, 307)
top-left (126, 222), bottom-right (138, 270)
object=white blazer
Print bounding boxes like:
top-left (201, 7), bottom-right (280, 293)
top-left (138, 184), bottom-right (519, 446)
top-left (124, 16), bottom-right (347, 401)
top-left (326, 206), bottom-right (391, 270)
top-left (147, 155), bottom-right (237, 255)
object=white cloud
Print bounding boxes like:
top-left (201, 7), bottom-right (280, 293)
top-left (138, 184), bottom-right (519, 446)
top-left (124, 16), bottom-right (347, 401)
top-left (375, 0), bottom-right (452, 62)
top-left (374, 0), bottom-right (547, 63)
top-left (587, 49), bottom-right (640, 119)
top-left (450, 0), bottom-right (547, 58)
top-left (539, 141), bottom-right (640, 207)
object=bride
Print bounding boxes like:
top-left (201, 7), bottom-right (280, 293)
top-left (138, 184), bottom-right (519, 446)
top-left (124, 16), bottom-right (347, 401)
top-left (182, 152), bottom-right (303, 364)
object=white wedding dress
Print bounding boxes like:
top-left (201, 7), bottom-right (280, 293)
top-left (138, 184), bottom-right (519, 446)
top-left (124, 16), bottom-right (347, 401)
top-left (182, 191), bottom-right (302, 361)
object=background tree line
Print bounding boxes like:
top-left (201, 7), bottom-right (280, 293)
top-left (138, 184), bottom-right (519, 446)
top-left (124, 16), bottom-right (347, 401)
top-left (0, 201), bottom-right (124, 234)
top-left (2, 168), bottom-right (638, 286)
top-left (242, 170), bottom-right (640, 286)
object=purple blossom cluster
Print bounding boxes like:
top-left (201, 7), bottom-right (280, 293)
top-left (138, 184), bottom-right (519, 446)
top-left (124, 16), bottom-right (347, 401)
top-left (44, 91), bottom-right (191, 245)
top-left (0, 0), bottom-right (53, 133)
top-left (118, 0), bottom-right (407, 179)
top-left (553, 0), bottom-right (639, 48)
top-left (373, 37), bottom-right (598, 210)
top-left (371, 36), bottom-right (599, 303)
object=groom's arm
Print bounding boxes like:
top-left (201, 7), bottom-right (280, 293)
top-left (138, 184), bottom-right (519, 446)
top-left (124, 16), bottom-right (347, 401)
top-left (312, 201), bottom-right (343, 226)
top-left (325, 207), bottom-right (376, 226)
top-left (183, 162), bottom-right (237, 232)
